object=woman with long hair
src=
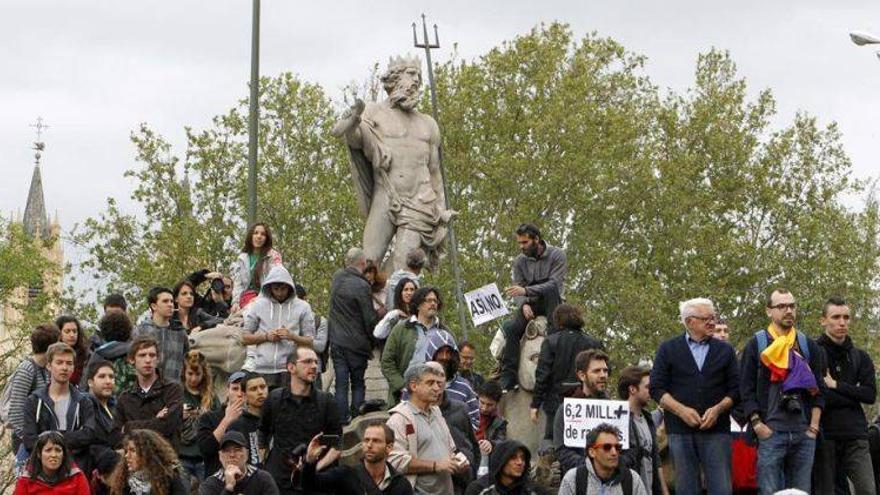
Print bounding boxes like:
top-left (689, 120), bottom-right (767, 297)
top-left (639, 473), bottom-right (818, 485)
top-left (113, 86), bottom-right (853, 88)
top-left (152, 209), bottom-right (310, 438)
top-left (109, 429), bottom-right (188, 495)
top-left (178, 351), bottom-right (219, 484)
top-left (230, 222), bottom-right (282, 313)
top-left (14, 431), bottom-right (90, 495)
top-left (363, 260), bottom-right (389, 315)
top-left (55, 315), bottom-right (90, 386)
top-left (172, 280), bottom-right (222, 335)
top-left (373, 278), bottom-right (418, 340)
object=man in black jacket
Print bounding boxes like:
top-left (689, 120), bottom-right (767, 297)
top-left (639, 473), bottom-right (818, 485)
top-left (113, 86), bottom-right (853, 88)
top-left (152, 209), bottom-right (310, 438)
top-left (814, 295), bottom-right (877, 494)
top-left (740, 288), bottom-right (825, 495)
top-left (303, 420), bottom-right (412, 495)
top-left (86, 359), bottom-right (122, 461)
top-left (530, 303), bottom-right (603, 439)
top-left (618, 365), bottom-right (668, 495)
top-left (328, 247), bottom-right (379, 424)
top-left (650, 297), bottom-right (738, 495)
top-left (198, 371), bottom-right (266, 477)
top-left (22, 342), bottom-right (96, 473)
top-left (260, 346), bottom-right (342, 493)
top-left (200, 431), bottom-right (279, 495)
top-left (113, 336), bottom-right (183, 449)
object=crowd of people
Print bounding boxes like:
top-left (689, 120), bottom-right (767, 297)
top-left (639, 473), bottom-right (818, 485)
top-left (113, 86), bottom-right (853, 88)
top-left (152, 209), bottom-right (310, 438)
top-left (3, 221), bottom-right (878, 495)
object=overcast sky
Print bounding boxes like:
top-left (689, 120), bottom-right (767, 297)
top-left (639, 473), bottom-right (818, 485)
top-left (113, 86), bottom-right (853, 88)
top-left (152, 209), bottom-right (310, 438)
top-left (3, 1), bottom-right (880, 275)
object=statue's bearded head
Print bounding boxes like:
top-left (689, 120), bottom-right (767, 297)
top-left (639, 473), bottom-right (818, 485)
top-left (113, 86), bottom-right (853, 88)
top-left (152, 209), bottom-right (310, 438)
top-left (381, 55), bottom-right (422, 111)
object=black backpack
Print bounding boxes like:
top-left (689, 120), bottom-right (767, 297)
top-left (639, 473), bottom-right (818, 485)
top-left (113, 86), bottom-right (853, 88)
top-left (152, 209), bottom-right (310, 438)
top-left (575, 465), bottom-right (633, 495)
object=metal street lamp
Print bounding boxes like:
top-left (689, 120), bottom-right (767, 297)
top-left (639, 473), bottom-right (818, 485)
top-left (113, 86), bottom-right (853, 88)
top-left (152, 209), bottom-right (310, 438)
top-left (850, 31), bottom-right (880, 46)
top-left (247, 0), bottom-right (260, 227)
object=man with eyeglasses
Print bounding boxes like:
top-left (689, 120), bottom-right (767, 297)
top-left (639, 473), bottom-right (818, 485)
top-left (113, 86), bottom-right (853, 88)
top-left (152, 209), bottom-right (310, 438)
top-left (260, 346), bottom-right (341, 494)
top-left (740, 288), bottom-right (825, 495)
top-left (558, 423), bottom-right (648, 495)
top-left (650, 297), bottom-right (738, 495)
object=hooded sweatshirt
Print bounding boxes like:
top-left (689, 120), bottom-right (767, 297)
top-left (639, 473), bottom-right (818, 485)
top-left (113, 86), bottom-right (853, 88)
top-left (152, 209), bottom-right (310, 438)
top-left (465, 440), bottom-right (547, 495)
top-left (242, 266), bottom-right (315, 375)
top-left (425, 330), bottom-right (480, 430)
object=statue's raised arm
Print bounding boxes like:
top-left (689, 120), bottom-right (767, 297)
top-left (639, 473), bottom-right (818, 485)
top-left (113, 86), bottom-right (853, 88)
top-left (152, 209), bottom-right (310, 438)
top-left (332, 55), bottom-right (454, 271)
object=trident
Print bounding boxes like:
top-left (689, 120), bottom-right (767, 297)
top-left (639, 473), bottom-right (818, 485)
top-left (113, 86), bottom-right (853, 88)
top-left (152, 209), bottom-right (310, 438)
top-left (412, 14), bottom-right (470, 339)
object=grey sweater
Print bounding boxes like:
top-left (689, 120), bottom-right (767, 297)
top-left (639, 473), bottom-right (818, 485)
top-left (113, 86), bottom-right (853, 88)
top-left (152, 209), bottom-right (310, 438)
top-left (511, 241), bottom-right (567, 306)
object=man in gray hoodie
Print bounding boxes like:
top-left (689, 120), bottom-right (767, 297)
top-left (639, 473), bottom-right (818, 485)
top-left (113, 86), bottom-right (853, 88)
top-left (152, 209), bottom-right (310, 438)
top-left (241, 265), bottom-right (316, 390)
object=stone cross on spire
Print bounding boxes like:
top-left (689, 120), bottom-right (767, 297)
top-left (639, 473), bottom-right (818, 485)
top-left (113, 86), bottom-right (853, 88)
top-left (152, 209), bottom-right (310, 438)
top-left (23, 118), bottom-right (50, 239)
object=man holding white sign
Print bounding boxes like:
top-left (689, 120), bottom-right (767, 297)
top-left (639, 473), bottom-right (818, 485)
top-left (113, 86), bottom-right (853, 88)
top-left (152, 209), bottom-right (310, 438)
top-left (553, 349), bottom-right (611, 476)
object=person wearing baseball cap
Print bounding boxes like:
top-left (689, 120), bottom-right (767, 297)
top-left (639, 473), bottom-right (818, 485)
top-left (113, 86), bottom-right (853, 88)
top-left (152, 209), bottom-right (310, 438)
top-left (200, 431), bottom-right (279, 494)
top-left (197, 371), bottom-right (267, 476)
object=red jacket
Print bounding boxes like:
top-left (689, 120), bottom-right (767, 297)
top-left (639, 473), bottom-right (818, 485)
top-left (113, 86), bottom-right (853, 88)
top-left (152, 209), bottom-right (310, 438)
top-left (14, 466), bottom-right (90, 495)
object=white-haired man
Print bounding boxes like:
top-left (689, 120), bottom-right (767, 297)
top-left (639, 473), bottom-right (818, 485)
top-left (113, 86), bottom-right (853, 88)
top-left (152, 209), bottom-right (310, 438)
top-left (649, 297), bottom-right (739, 495)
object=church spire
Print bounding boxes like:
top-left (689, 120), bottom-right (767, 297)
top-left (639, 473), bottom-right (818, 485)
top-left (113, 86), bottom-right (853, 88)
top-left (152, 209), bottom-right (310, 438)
top-left (23, 117), bottom-right (50, 239)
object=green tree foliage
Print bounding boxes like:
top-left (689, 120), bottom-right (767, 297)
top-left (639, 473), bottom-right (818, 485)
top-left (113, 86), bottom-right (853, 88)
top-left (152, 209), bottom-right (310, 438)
top-left (72, 23), bottom-right (880, 368)
top-left (71, 74), bottom-right (357, 315)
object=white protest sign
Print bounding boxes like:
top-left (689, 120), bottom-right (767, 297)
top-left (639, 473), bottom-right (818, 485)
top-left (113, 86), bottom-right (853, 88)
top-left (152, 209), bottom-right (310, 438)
top-left (562, 398), bottom-right (630, 449)
top-left (464, 283), bottom-right (509, 326)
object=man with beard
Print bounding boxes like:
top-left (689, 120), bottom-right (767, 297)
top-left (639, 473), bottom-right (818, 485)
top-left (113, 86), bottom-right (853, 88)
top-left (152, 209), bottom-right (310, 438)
top-left (499, 223), bottom-right (567, 392)
top-left (650, 298), bottom-right (738, 495)
top-left (553, 349), bottom-right (611, 475)
top-left (740, 289), bottom-right (824, 495)
top-left (260, 346), bottom-right (341, 494)
top-left (302, 421), bottom-right (413, 495)
top-left (814, 296), bottom-right (876, 494)
top-left (332, 55), bottom-right (455, 270)
top-left (465, 440), bottom-right (548, 495)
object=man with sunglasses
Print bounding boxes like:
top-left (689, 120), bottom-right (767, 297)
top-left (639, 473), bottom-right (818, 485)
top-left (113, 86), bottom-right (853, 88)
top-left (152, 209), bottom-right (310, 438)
top-left (650, 297), bottom-right (738, 495)
top-left (558, 423), bottom-right (648, 495)
top-left (740, 288), bottom-right (825, 494)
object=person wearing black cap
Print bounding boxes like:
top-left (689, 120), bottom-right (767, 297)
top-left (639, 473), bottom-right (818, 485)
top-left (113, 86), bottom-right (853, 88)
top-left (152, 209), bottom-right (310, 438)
top-left (198, 371), bottom-right (267, 477)
top-left (200, 431), bottom-right (279, 495)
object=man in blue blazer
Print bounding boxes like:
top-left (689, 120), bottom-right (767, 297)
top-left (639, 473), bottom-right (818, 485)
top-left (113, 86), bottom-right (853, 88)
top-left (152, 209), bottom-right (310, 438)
top-left (650, 297), bottom-right (739, 495)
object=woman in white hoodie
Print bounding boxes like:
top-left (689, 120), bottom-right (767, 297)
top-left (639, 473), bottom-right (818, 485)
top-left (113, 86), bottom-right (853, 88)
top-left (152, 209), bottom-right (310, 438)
top-left (230, 223), bottom-right (282, 313)
top-left (240, 265), bottom-right (315, 390)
